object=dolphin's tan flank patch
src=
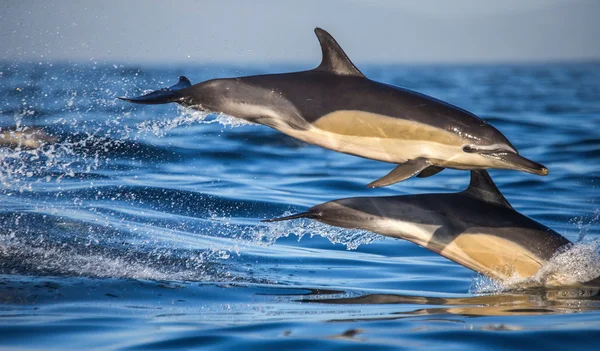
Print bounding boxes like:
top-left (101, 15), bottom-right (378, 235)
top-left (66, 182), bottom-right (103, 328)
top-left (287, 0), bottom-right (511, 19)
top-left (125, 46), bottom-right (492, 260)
top-left (276, 110), bottom-right (500, 167)
top-left (440, 233), bottom-right (543, 280)
top-left (312, 110), bottom-right (464, 146)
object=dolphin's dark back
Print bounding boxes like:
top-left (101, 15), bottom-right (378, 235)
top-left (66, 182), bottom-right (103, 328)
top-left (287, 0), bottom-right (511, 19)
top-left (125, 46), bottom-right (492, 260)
top-left (237, 71), bottom-right (500, 142)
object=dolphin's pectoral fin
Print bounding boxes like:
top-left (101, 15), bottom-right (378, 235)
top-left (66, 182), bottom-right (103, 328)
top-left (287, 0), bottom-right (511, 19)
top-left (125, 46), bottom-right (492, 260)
top-left (313, 28), bottom-right (365, 77)
top-left (417, 166), bottom-right (445, 178)
top-left (118, 76), bottom-right (192, 105)
top-left (367, 159), bottom-right (431, 188)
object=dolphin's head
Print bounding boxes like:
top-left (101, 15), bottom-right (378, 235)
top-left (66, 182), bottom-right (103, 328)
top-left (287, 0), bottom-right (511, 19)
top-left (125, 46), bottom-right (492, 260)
top-left (461, 123), bottom-right (548, 176)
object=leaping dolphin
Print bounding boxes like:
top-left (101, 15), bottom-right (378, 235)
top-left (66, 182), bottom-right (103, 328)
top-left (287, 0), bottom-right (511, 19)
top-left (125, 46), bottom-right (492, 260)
top-left (119, 28), bottom-right (548, 187)
top-left (264, 171), bottom-right (588, 284)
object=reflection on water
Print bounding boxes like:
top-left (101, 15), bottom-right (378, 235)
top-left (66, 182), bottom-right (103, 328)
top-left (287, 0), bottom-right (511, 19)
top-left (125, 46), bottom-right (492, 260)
top-left (299, 288), bottom-right (600, 319)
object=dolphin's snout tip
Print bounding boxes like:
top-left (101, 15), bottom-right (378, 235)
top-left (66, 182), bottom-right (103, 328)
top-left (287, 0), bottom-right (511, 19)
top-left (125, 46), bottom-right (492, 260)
top-left (514, 156), bottom-right (548, 176)
top-left (507, 154), bottom-right (549, 176)
top-left (526, 165), bottom-right (549, 176)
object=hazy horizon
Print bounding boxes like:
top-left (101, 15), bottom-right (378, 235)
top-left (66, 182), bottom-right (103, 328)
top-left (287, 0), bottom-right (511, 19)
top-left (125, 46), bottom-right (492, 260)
top-left (2, 0), bottom-right (600, 65)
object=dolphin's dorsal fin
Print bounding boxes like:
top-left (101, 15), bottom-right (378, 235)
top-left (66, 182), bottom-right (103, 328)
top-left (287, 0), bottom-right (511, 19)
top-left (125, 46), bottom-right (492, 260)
top-left (463, 170), bottom-right (513, 209)
top-left (314, 28), bottom-right (364, 77)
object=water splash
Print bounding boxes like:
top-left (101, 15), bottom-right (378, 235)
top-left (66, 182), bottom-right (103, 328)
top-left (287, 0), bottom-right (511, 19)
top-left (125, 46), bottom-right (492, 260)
top-left (0, 234), bottom-right (235, 281)
top-left (253, 212), bottom-right (381, 250)
top-left (136, 106), bottom-right (253, 137)
top-left (0, 105), bottom-right (251, 190)
top-left (0, 209), bottom-right (381, 282)
top-left (0, 128), bottom-right (111, 190)
top-left (0, 211), bottom-right (261, 282)
top-left (471, 214), bottom-right (600, 293)
top-left (0, 62), bottom-right (254, 190)
top-left (471, 240), bottom-right (600, 294)
top-left (571, 209), bottom-right (600, 242)
top-left (531, 240), bottom-right (600, 286)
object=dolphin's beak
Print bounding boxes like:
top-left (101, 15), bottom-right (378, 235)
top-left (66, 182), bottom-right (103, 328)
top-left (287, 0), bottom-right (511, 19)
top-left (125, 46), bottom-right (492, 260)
top-left (480, 151), bottom-right (549, 176)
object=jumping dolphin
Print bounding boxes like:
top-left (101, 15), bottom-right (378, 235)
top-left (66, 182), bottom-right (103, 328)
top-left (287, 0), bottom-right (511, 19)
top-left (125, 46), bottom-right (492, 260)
top-left (119, 28), bottom-right (548, 187)
top-left (264, 171), bottom-right (586, 284)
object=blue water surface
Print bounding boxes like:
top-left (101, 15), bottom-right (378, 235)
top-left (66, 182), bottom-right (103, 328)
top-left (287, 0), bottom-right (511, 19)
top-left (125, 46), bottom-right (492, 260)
top-left (0, 62), bottom-right (599, 350)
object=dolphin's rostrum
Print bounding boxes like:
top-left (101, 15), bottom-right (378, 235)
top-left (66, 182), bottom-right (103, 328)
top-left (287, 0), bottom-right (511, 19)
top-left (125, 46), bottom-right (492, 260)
top-left (120, 28), bottom-right (548, 187)
top-left (264, 171), bottom-right (587, 284)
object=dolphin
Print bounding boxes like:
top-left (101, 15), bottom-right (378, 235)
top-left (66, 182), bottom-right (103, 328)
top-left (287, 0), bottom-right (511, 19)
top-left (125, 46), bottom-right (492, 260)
top-left (263, 170), bottom-right (588, 284)
top-left (119, 28), bottom-right (547, 187)
top-left (0, 127), bottom-right (58, 149)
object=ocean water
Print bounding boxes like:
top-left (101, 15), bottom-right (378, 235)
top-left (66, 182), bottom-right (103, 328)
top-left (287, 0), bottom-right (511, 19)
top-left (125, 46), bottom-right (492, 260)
top-left (1, 62), bottom-right (599, 350)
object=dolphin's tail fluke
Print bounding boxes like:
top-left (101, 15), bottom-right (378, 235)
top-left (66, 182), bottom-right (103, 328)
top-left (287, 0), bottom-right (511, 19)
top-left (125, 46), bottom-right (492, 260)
top-left (118, 76), bottom-right (192, 105)
top-left (262, 211), bottom-right (319, 223)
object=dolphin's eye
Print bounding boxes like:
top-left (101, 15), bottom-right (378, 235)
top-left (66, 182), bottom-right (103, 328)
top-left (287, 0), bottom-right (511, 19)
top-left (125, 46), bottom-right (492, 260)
top-left (463, 145), bottom-right (477, 153)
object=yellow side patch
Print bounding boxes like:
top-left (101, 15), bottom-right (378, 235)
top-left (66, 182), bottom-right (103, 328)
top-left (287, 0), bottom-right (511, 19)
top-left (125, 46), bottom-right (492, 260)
top-left (312, 110), bottom-right (463, 146)
top-left (442, 233), bottom-right (543, 280)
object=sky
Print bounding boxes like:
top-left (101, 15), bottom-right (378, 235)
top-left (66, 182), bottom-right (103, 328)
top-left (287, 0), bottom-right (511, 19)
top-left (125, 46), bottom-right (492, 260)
top-left (1, 0), bottom-right (599, 65)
